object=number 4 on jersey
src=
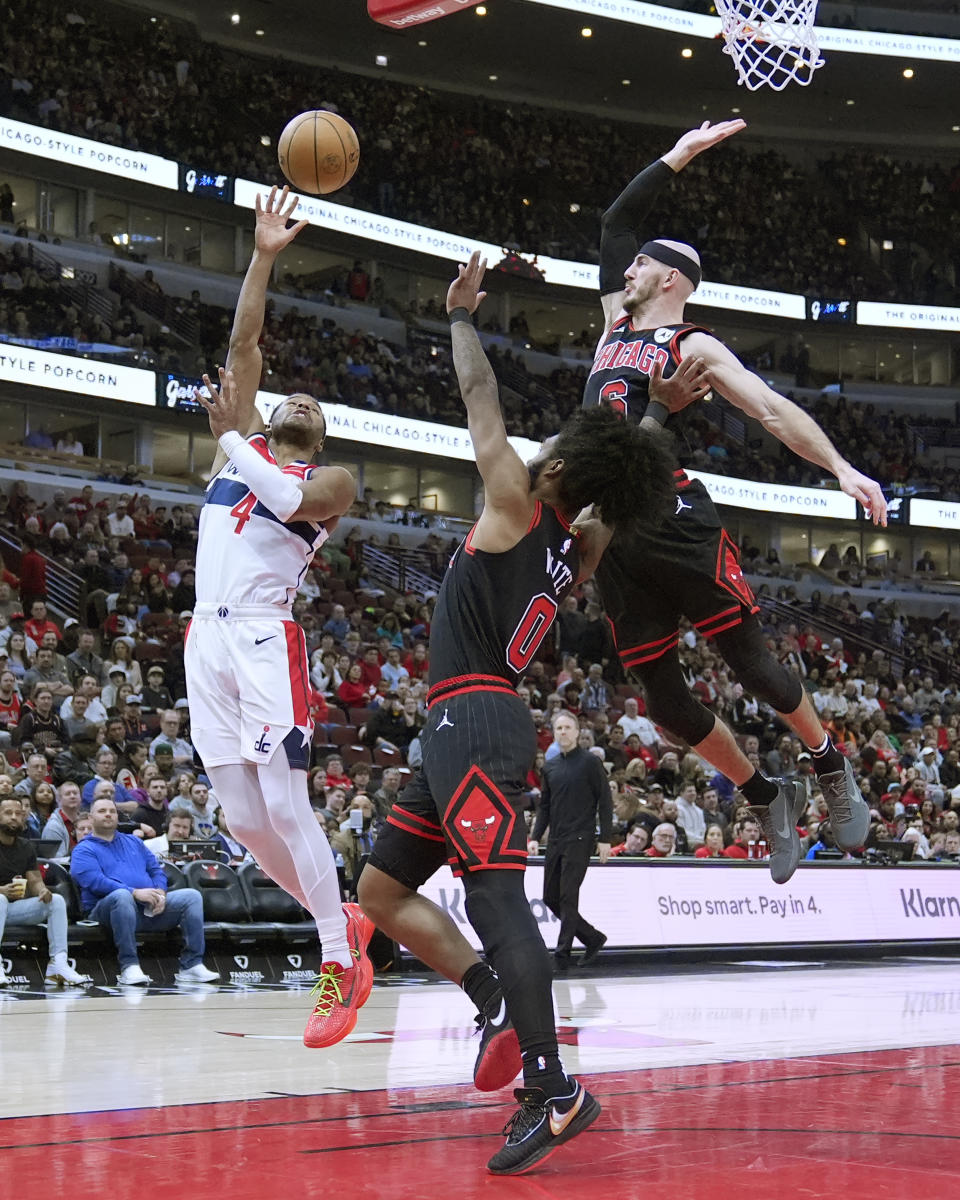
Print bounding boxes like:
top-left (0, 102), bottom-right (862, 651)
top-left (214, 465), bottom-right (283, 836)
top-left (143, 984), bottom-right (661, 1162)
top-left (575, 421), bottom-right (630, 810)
top-left (229, 490), bottom-right (257, 533)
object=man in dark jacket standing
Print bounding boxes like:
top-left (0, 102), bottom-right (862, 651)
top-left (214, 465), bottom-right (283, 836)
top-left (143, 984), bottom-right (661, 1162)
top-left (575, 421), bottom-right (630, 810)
top-left (528, 710), bottom-right (612, 970)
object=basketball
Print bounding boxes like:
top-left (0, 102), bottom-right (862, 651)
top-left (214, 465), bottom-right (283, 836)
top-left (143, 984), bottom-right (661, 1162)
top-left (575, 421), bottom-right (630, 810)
top-left (277, 110), bottom-right (360, 195)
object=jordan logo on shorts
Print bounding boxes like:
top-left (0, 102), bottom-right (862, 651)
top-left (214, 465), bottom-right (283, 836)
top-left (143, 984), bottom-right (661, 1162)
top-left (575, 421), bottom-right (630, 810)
top-left (436, 708), bottom-right (455, 730)
top-left (675, 496), bottom-right (692, 516)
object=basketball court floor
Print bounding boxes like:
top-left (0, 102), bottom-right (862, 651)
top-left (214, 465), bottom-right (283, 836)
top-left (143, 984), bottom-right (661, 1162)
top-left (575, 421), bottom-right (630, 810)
top-left (4, 956), bottom-right (960, 1198)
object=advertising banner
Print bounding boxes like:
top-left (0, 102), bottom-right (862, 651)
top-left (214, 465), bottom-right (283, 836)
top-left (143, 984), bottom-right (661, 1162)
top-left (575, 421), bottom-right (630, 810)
top-left (686, 468), bottom-right (857, 520)
top-left (254, 388), bottom-right (540, 463)
top-left (234, 179), bottom-right (803, 316)
top-left (910, 497), bottom-right (960, 530)
top-left (418, 861), bottom-right (960, 951)
top-left (857, 301), bottom-right (960, 332)
top-left (0, 345), bottom-right (155, 406)
top-left (0, 115), bottom-right (177, 188)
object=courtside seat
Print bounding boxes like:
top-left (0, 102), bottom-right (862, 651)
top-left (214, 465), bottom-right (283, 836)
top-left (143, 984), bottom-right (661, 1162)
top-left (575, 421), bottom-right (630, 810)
top-left (237, 863), bottom-right (313, 934)
top-left (163, 862), bottom-right (188, 892)
top-left (342, 744), bottom-right (373, 766)
top-left (182, 864), bottom-right (250, 926)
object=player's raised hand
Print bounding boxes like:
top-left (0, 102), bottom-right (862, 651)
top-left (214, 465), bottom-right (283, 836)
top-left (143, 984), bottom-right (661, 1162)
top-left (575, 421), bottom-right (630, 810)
top-left (649, 354), bottom-right (713, 414)
top-left (446, 250), bottom-right (488, 315)
top-left (835, 463), bottom-right (889, 527)
top-left (664, 119), bottom-right (747, 171)
top-left (254, 184), bottom-right (308, 256)
top-left (199, 367), bottom-right (246, 438)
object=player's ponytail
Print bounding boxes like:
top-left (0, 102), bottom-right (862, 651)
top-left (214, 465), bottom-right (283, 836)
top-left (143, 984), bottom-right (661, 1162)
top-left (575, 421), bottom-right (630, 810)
top-left (552, 407), bottom-right (676, 530)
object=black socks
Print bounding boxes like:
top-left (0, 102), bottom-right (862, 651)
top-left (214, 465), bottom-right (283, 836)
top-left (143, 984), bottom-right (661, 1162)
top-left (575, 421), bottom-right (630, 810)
top-left (810, 734), bottom-right (844, 777)
top-left (461, 960), bottom-right (501, 1020)
top-left (740, 770), bottom-right (779, 807)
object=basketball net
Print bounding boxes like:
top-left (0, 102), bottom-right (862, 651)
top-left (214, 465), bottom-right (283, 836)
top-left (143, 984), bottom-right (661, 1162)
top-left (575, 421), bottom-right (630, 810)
top-left (715, 0), bottom-right (824, 91)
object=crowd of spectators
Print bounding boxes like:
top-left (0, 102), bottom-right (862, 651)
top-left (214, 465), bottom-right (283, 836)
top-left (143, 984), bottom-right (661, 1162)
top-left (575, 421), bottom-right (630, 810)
top-left (0, 469), bottom-right (956, 983)
top-left (2, 0), bottom-right (959, 304)
top-left (4, 206), bottom-right (956, 496)
top-left (0, 241), bottom-right (155, 365)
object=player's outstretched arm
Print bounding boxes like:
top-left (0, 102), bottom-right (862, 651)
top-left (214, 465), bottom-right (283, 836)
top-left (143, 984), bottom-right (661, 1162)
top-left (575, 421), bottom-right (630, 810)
top-left (201, 369), bottom-right (354, 524)
top-left (447, 253), bottom-right (532, 523)
top-left (598, 119), bottom-right (746, 332)
top-left (209, 186), bottom-right (309, 476)
top-left (681, 332), bottom-right (889, 526)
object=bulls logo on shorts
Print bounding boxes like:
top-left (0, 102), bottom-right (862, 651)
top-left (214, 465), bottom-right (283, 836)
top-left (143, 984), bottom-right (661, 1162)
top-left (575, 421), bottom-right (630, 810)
top-left (443, 765), bottom-right (527, 872)
top-left (714, 529), bottom-right (756, 610)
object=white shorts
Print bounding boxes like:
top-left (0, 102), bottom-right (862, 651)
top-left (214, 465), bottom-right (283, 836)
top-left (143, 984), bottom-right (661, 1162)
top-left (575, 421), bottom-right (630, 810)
top-left (184, 603), bottom-right (313, 769)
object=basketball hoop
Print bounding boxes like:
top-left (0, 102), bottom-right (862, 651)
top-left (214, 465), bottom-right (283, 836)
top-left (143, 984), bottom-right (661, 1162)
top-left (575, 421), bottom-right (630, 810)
top-left (715, 0), bottom-right (824, 91)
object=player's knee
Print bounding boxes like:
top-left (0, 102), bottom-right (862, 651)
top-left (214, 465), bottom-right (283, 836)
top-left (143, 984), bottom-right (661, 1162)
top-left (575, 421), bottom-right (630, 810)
top-left (463, 871), bottom-right (539, 956)
top-left (356, 865), bottom-right (409, 924)
top-left (644, 687), bottom-right (715, 745)
top-left (714, 623), bottom-right (803, 713)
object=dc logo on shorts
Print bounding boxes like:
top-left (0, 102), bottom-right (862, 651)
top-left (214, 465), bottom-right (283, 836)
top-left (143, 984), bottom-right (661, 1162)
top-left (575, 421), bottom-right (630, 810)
top-left (254, 725), bottom-right (271, 753)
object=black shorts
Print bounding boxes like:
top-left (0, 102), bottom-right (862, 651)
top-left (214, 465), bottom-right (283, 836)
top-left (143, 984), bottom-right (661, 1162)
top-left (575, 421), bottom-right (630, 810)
top-left (368, 686), bottom-right (535, 891)
top-left (595, 470), bottom-right (759, 672)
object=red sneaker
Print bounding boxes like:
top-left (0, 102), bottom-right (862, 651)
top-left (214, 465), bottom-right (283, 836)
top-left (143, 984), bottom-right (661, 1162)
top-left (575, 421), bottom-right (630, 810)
top-left (302, 906), bottom-right (376, 1050)
top-left (303, 961), bottom-right (362, 1048)
top-left (342, 902), bottom-right (375, 1009)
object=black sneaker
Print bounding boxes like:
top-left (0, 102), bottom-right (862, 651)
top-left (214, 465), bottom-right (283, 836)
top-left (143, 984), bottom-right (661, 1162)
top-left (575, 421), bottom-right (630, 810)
top-left (578, 933), bottom-right (607, 967)
top-left (748, 780), bottom-right (806, 885)
top-left (818, 758), bottom-right (870, 850)
top-left (487, 1079), bottom-right (601, 1175)
top-left (473, 999), bottom-right (521, 1092)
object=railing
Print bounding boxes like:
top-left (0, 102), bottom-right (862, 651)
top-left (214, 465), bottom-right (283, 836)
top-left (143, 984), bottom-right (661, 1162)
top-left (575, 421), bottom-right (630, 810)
top-left (758, 595), bottom-right (959, 686)
top-left (907, 422), bottom-right (960, 453)
top-left (109, 264), bottom-right (200, 345)
top-left (0, 531), bottom-right (85, 623)
top-left (360, 544), bottom-right (442, 598)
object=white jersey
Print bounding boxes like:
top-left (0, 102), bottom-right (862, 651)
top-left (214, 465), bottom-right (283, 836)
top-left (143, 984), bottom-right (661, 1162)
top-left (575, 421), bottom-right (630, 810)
top-left (195, 433), bottom-right (328, 609)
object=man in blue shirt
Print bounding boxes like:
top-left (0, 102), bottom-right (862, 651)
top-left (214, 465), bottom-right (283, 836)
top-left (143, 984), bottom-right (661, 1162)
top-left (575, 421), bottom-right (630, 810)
top-left (80, 746), bottom-right (138, 814)
top-left (70, 795), bottom-right (219, 986)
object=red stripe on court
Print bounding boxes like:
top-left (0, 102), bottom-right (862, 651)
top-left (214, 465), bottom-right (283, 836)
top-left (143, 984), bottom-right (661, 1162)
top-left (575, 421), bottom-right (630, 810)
top-left (3, 1049), bottom-right (957, 1200)
top-left (283, 622), bottom-right (310, 726)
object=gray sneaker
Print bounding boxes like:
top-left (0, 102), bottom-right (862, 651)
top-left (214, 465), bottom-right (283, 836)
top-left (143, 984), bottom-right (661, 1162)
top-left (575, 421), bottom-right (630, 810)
top-left (818, 758), bottom-right (870, 850)
top-left (749, 781), bottom-right (806, 885)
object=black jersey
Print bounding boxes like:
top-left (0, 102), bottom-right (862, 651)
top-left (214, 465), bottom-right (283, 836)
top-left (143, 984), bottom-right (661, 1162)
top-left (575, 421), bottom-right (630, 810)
top-left (427, 501), bottom-right (580, 702)
top-left (582, 318), bottom-right (711, 452)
